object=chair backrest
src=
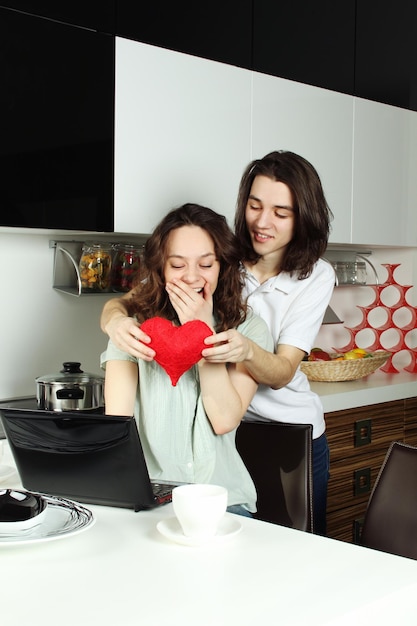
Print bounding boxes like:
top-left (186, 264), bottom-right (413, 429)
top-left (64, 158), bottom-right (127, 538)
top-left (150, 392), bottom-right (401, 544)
top-left (361, 441), bottom-right (417, 560)
top-left (236, 420), bottom-right (313, 532)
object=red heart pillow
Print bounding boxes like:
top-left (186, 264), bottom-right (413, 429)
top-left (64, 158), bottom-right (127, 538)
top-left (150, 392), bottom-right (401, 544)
top-left (140, 317), bottom-right (213, 386)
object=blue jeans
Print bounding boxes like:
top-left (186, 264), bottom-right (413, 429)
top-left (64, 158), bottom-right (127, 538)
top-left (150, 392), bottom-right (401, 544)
top-left (227, 504), bottom-right (253, 518)
top-left (312, 433), bottom-right (330, 536)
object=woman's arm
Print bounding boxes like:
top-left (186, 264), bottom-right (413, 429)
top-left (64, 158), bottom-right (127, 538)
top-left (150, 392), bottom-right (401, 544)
top-left (104, 359), bottom-right (138, 416)
top-left (198, 360), bottom-right (258, 435)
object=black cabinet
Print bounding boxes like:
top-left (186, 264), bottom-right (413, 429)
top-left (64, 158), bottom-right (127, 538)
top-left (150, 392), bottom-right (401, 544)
top-left (355, 0), bottom-right (417, 110)
top-left (115, 0), bottom-right (252, 70)
top-left (252, 0), bottom-right (355, 95)
top-left (0, 8), bottom-right (114, 231)
top-left (0, 1), bottom-right (116, 33)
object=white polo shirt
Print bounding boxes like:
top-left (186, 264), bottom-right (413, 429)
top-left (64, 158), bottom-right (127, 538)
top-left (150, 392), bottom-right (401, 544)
top-left (243, 258), bottom-right (335, 439)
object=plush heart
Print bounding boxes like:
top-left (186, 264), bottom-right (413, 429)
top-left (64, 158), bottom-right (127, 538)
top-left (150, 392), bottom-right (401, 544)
top-left (140, 317), bottom-right (213, 386)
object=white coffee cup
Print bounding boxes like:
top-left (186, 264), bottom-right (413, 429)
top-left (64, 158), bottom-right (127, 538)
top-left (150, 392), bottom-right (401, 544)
top-left (172, 483), bottom-right (228, 541)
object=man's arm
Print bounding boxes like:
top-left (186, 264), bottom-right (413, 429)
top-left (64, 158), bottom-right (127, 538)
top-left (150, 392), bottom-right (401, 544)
top-left (100, 293), bottom-right (156, 360)
top-left (202, 330), bottom-right (305, 389)
top-left (101, 293), bottom-right (130, 333)
top-left (243, 340), bottom-right (305, 389)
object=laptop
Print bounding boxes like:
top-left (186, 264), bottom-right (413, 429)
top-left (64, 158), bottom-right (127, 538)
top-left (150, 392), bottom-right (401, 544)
top-left (0, 406), bottom-right (178, 511)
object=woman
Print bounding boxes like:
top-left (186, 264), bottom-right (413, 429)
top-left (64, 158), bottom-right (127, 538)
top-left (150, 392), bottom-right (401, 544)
top-left (101, 151), bottom-right (335, 534)
top-left (101, 203), bottom-right (273, 517)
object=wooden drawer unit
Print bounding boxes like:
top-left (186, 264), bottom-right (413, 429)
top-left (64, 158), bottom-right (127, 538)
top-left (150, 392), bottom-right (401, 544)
top-left (325, 400), bottom-right (406, 543)
top-left (327, 502), bottom-right (370, 544)
top-left (405, 397), bottom-right (417, 446)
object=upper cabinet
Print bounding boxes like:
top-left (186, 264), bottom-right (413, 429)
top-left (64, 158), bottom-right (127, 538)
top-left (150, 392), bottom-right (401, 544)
top-left (252, 0), bottom-right (356, 96)
top-left (114, 38), bottom-right (252, 233)
top-left (251, 72), bottom-right (417, 247)
top-left (115, 0), bottom-right (252, 70)
top-left (0, 1), bottom-right (116, 33)
top-left (351, 98), bottom-right (417, 246)
top-left (2, 2), bottom-right (417, 240)
top-left (251, 73), bottom-right (354, 244)
top-left (252, 0), bottom-right (417, 113)
top-left (355, 0), bottom-right (417, 111)
top-left (0, 8), bottom-right (114, 231)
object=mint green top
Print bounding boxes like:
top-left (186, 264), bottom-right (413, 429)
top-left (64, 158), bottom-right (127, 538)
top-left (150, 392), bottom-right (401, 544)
top-left (101, 311), bottom-right (273, 512)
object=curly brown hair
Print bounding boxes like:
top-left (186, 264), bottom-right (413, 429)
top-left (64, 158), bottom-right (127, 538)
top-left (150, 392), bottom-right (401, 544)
top-left (126, 203), bottom-right (247, 332)
top-left (234, 150), bottom-right (333, 279)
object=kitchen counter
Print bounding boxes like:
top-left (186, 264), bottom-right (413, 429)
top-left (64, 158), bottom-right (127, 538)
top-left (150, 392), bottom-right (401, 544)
top-left (2, 372), bottom-right (416, 423)
top-left (311, 370), bottom-right (417, 413)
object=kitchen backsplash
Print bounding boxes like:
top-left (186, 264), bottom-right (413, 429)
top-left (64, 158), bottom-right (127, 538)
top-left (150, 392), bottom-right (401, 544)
top-left (0, 231), bottom-right (114, 399)
top-left (316, 247), bottom-right (417, 371)
top-left (0, 230), bottom-right (416, 400)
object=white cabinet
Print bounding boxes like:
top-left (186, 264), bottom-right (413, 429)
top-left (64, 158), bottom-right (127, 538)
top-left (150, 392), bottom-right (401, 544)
top-left (352, 98), bottom-right (417, 246)
top-left (251, 72), bottom-right (354, 244)
top-left (114, 38), bottom-right (252, 233)
top-left (114, 38), bottom-right (417, 247)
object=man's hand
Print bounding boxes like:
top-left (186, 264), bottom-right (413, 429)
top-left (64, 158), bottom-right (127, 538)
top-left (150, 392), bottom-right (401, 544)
top-left (106, 315), bottom-right (156, 361)
top-left (202, 329), bottom-right (253, 363)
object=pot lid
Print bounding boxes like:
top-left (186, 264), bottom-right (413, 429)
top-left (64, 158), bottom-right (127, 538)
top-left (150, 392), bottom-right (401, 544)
top-left (35, 362), bottom-right (104, 385)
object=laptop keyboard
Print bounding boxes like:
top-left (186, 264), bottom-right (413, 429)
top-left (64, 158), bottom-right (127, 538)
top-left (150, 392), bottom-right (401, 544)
top-left (152, 483), bottom-right (174, 505)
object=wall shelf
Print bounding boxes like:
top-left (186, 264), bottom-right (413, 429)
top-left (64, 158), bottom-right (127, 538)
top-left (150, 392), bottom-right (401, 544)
top-left (50, 237), bottom-right (146, 296)
top-left (324, 250), bottom-right (380, 286)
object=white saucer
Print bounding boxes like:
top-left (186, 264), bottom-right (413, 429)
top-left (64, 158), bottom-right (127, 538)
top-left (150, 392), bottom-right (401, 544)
top-left (0, 466), bottom-right (17, 484)
top-left (156, 513), bottom-right (242, 547)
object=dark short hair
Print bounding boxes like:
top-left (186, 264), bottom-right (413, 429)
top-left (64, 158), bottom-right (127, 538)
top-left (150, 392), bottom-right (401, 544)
top-left (234, 150), bottom-right (333, 279)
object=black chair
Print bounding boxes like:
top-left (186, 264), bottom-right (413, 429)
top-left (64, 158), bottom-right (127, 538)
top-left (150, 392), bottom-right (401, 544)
top-left (236, 420), bottom-right (313, 532)
top-left (361, 441), bottom-right (417, 560)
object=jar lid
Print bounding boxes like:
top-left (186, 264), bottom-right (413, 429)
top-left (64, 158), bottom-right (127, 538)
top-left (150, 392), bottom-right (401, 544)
top-left (81, 242), bottom-right (112, 251)
top-left (112, 242), bottom-right (142, 250)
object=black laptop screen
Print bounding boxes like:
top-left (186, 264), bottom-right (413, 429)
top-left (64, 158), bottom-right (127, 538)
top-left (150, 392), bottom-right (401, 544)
top-left (0, 410), bottom-right (157, 511)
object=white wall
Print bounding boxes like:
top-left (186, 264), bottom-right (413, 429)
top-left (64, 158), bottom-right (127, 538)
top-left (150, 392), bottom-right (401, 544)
top-left (1, 230), bottom-right (416, 400)
top-left (0, 231), bottom-right (114, 400)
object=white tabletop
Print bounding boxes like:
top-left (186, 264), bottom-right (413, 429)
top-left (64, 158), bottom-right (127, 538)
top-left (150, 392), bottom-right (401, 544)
top-left (1, 441), bottom-right (417, 626)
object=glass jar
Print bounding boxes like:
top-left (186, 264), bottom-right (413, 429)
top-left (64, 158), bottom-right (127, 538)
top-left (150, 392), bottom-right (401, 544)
top-left (334, 260), bottom-right (367, 285)
top-left (78, 243), bottom-right (112, 292)
top-left (111, 243), bottom-right (142, 292)
top-left (334, 261), bottom-right (348, 285)
top-left (345, 261), bottom-right (367, 285)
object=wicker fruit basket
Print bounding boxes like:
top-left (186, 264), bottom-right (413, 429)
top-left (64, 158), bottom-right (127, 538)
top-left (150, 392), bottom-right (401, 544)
top-left (300, 351), bottom-right (391, 382)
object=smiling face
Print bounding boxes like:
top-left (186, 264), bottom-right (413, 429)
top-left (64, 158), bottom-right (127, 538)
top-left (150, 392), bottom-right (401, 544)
top-left (164, 225), bottom-right (220, 294)
top-left (245, 175), bottom-right (296, 266)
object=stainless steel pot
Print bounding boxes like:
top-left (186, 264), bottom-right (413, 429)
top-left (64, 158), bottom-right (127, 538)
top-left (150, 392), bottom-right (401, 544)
top-left (36, 362), bottom-right (104, 412)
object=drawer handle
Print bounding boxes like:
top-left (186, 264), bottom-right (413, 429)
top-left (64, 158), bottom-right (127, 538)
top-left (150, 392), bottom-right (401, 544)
top-left (354, 467), bottom-right (371, 496)
top-left (355, 418), bottom-right (372, 447)
top-left (353, 518), bottom-right (364, 544)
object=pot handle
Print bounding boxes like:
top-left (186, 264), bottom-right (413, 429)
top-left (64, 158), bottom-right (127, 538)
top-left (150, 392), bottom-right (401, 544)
top-left (60, 362), bottom-right (84, 374)
top-left (56, 388), bottom-right (85, 400)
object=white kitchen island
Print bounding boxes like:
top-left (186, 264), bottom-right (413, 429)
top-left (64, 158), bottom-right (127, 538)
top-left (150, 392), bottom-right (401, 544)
top-left (1, 443), bottom-right (417, 626)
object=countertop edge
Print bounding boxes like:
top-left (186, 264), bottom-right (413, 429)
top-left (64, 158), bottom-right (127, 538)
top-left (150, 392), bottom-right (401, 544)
top-left (310, 371), bottom-right (417, 413)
